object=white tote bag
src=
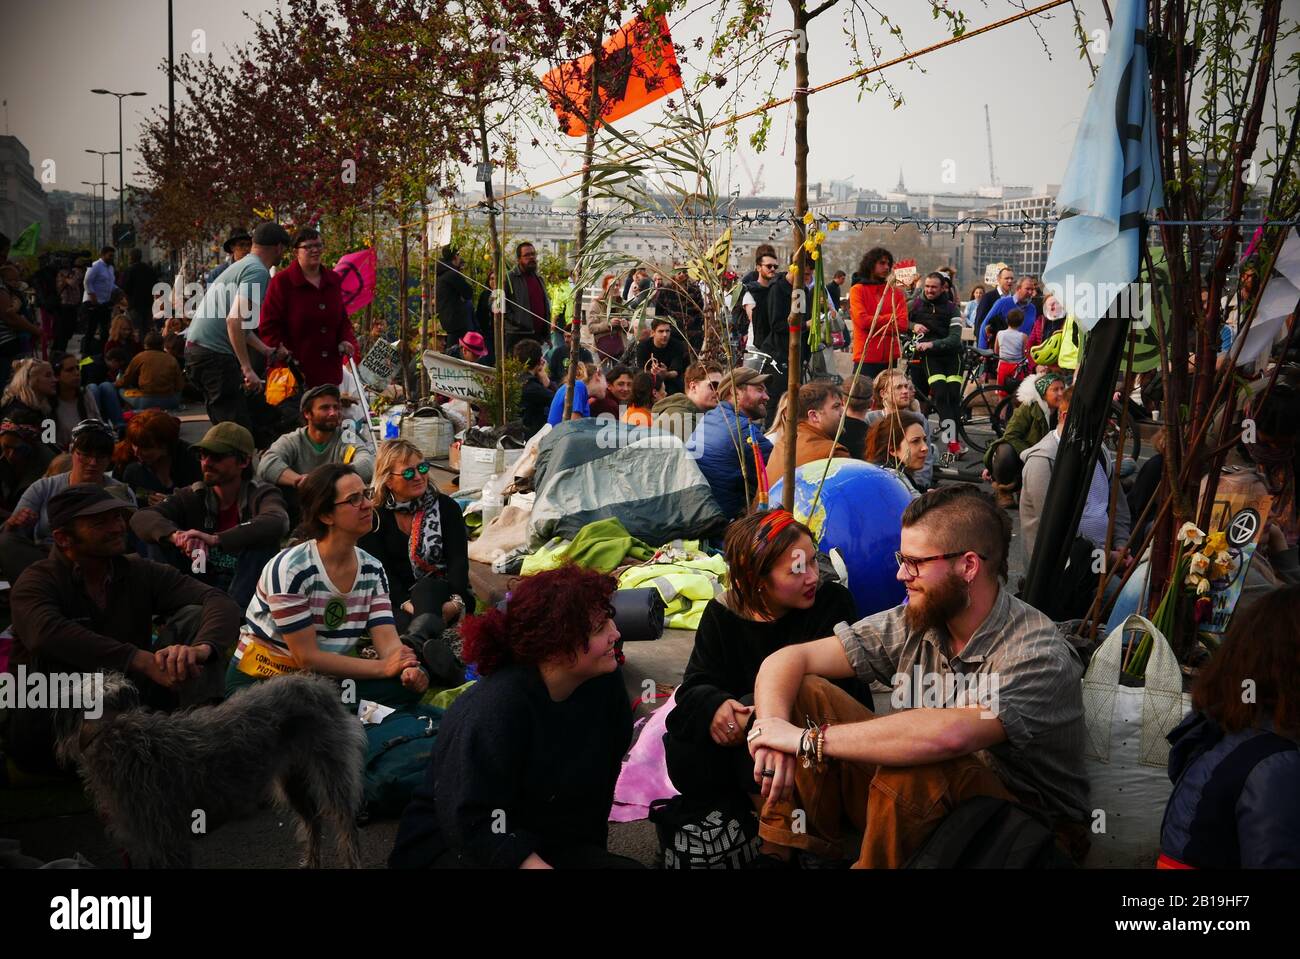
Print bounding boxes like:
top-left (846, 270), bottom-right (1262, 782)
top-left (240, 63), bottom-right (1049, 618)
top-left (1081, 614), bottom-right (1191, 868)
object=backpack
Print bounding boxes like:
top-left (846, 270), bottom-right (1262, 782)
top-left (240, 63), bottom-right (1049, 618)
top-left (906, 795), bottom-right (1075, 868)
top-left (359, 704), bottom-right (444, 822)
top-left (649, 794), bottom-right (763, 869)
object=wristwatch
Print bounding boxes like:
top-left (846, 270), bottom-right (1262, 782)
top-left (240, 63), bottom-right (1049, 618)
top-left (449, 594), bottom-right (466, 613)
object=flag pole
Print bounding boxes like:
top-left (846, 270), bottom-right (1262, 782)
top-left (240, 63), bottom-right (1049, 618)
top-left (1021, 296), bottom-right (1132, 611)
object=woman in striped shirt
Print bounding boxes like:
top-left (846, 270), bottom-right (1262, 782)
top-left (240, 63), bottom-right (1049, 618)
top-left (225, 462), bottom-right (427, 704)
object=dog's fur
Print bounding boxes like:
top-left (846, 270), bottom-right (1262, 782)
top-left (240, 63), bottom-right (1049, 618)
top-left (52, 671), bottom-right (367, 868)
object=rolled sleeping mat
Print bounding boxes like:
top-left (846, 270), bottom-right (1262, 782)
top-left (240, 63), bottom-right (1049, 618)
top-left (611, 588), bottom-right (666, 643)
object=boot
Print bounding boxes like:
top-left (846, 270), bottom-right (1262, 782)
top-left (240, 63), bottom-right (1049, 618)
top-left (403, 613), bottom-right (465, 688)
top-left (991, 480), bottom-right (1018, 510)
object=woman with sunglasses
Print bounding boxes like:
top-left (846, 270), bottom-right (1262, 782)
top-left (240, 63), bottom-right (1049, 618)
top-left (360, 439), bottom-right (474, 688)
top-left (225, 462), bottom-right (426, 704)
top-left (663, 510), bottom-right (862, 864)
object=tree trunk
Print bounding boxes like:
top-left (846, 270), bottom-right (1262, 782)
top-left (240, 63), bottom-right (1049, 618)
top-left (419, 198), bottom-right (430, 403)
top-left (478, 108), bottom-right (506, 423)
top-left (563, 41), bottom-right (602, 421)
top-left (783, 0), bottom-right (811, 512)
top-left (399, 217), bottom-right (412, 402)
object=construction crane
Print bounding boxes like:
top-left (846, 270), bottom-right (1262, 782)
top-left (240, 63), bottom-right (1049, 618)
top-left (984, 103), bottom-right (999, 187)
top-left (738, 152), bottom-right (766, 196)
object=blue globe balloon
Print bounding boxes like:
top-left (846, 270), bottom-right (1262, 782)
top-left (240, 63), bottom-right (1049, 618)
top-left (769, 459), bottom-right (913, 617)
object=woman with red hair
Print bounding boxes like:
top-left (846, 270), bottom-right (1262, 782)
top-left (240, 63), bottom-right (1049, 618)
top-left (113, 408), bottom-right (200, 506)
top-left (663, 510), bottom-right (860, 863)
top-left (390, 564), bottom-right (638, 869)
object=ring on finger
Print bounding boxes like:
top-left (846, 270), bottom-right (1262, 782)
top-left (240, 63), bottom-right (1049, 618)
top-left (761, 769), bottom-right (775, 777)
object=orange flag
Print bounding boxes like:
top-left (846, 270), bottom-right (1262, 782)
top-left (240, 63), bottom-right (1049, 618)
top-left (542, 13), bottom-right (683, 138)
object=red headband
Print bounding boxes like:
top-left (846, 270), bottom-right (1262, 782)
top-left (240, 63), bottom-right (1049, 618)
top-left (759, 510), bottom-right (797, 543)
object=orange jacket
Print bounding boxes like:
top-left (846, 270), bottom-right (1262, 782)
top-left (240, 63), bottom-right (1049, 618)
top-left (850, 281), bottom-right (909, 364)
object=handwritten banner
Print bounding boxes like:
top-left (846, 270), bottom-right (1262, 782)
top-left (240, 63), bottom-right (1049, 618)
top-left (421, 350), bottom-right (495, 402)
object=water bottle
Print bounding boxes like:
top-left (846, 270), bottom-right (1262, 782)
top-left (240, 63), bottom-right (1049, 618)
top-left (480, 476), bottom-right (503, 527)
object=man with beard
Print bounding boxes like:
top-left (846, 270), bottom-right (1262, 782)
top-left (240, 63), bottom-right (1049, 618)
top-left (7, 484), bottom-right (240, 774)
top-left (503, 242), bottom-right (551, 354)
top-left (746, 485), bottom-right (1088, 867)
top-left (690, 368), bottom-right (771, 519)
top-left (907, 272), bottom-right (964, 448)
top-left (256, 384), bottom-right (374, 518)
top-left (767, 380), bottom-right (850, 476)
top-left (131, 422), bottom-right (289, 608)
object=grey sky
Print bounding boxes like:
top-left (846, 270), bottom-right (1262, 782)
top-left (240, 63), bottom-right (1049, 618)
top-left (2, 1), bottom-right (1290, 208)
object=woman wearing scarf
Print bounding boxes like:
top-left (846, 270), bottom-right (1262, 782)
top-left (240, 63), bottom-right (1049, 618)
top-left (361, 439), bottom-right (475, 687)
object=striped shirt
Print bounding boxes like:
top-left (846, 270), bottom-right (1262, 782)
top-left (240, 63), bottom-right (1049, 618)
top-left (833, 586), bottom-right (1089, 821)
top-left (239, 540), bottom-right (394, 657)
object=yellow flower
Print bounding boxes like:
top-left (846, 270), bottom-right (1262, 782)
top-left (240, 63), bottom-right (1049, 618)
top-left (1205, 531), bottom-right (1228, 555)
top-left (811, 249), bottom-right (820, 261)
top-left (803, 239), bottom-right (815, 253)
top-left (815, 231), bottom-right (826, 243)
top-left (828, 221), bottom-right (839, 231)
top-left (803, 211), bottom-right (815, 225)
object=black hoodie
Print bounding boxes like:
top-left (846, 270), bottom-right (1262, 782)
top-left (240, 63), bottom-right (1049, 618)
top-left (435, 259), bottom-right (474, 340)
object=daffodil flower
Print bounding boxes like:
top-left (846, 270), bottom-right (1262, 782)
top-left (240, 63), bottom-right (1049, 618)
top-left (1177, 522), bottom-right (1206, 547)
top-left (1188, 552), bottom-right (1211, 576)
top-left (1196, 577), bottom-right (1212, 596)
top-left (803, 211), bottom-right (815, 225)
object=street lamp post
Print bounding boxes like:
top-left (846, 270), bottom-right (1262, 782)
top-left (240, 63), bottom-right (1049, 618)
top-left (91, 90), bottom-right (147, 237)
top-left (85, 149), bottom-right (119, 248)
top-left (80, 181), bottom-right (100, 248)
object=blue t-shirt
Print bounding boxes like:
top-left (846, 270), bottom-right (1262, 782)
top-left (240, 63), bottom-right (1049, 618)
top-left (547, 379), bottom-right (590, 426)
top-left (186, 254), bottom-right (271, 355)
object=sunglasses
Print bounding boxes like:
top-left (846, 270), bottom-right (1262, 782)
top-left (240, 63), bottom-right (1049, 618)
top-left (392, 461), bottom-right (433, 481)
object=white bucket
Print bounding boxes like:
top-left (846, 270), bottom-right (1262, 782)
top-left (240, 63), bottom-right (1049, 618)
top-left (459, 445), bottom-right (526, 493)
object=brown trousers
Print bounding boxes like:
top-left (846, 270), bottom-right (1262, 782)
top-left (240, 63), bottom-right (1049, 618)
top-left (758, 676), bottom-right (1015, 868)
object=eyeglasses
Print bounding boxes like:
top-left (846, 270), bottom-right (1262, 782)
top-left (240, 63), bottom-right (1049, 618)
top-left (894, 550), bottom-right (986, 578)
top-left (392, 461), bottom-right (432, 481)
top-left (334, 489), bottom-right (374, 509)
top-left (297, 243), bottom-right (324, 252)
top-left (760, 262), bottom-right (778, 270)
top-left (197, 449), bottom-right (236, 462)
top-left (705, 380), bottom-right (721, 391)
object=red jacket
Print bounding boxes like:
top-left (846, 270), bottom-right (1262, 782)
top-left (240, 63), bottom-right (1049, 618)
top-left (259, 261), bottom-right (359, 387)
top-left (850, 281), bottom-right (909, 364)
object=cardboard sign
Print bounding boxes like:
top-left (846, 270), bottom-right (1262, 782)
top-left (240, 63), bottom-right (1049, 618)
top-left (359, 339), bottom-right (400, 386)
top-left (984, 262), bottom-right (1009, 286)
top-left (422, 350), bottom-right (495, 402)
top-left (893, 259), bottom-right (917, 284)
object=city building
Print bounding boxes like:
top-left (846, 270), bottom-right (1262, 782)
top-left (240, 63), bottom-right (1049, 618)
top-left (0, 135), bottom-right (50, 244)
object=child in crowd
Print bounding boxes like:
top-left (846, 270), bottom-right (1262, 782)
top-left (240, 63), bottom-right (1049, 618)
top-left (995, 308), bottom-right (1028, 386)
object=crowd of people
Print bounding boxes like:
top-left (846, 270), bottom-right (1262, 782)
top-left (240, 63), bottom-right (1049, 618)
top-left (0, 222), bottom-right (1295, 871)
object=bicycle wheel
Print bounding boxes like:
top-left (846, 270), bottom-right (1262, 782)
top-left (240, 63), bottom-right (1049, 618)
top-left (958, 385), bottom-right (1009, 453)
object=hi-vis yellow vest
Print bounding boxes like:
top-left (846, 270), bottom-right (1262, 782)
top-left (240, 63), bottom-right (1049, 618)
top-left (1060, 313), bottom-right (1083, 371)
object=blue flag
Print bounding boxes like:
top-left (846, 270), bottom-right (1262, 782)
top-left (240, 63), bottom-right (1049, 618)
top-left (1043, 0), bottom-right (1163, 331)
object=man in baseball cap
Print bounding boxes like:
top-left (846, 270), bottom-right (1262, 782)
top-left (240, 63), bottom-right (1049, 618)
top-left (688, 366), bottom-right (773, 519)
top-left (7, 483), bottom-right (241, 774)
top-left (256, 381), bottom-right (372, 516)
top-left (132, 421), bottom-right (288, 608)
top-left (0, 419), bottom-right (134, 583)
top-left (184, 221), bottom-right (292, 433)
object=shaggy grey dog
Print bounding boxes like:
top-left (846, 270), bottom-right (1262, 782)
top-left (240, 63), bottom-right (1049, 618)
top-left (52, 671), bottom-right (367, 868)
